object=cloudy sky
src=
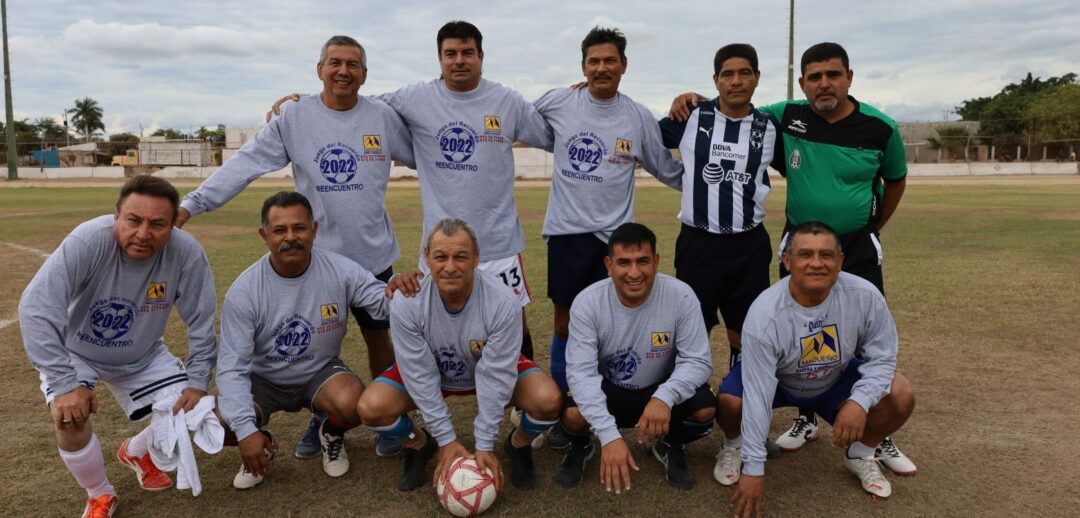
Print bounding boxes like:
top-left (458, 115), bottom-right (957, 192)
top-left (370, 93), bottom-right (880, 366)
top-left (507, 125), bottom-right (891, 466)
top-left (7, 0), bottom-right (1080, 136)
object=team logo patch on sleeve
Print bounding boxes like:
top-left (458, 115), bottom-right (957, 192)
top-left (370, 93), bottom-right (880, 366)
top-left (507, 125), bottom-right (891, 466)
top-left (799, 324), bottom-right (840, 368)
top-left (483, 116), bottom-right (502, 132)
top-left (615, 138), bottom-right (632, 157)
top-left (146, 282), bottom-right (166, 302)
top-left (651, 332), bottom-right (671, 348)
top-left (470, 340), bottom-right (486, 355)
top-left (320, 303), bottom-right (339, 323)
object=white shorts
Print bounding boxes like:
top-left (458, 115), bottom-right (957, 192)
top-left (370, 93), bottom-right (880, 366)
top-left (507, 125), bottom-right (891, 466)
top-left (39, 346), bottom-right (188, 422)
top-left (418, 253), bottom-right (532, 307)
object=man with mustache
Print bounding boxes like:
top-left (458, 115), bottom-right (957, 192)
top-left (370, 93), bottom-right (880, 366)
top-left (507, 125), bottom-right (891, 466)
top-left (669, 42), bottom-right (914, 476)
top-left (531, 26), bottom-right (683, 450)
top-left (215, 192), bottom-right (417, 489)
top-left (355, 218), bottom-right (562, 492)
top-left (19, 176), bottom-right (218, 517)
top-left (178, 35), bottom-right (415, 459)
top-left (556, 223), bottom-right (715, 492)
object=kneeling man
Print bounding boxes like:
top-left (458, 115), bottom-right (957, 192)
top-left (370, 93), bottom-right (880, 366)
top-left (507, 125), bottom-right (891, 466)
top-left (216, 192), bottom-right (414, 488)
top-left (19, 176), bottom-right (218, 517)
top-left (558, 222), bottom-right (716, 492)
top-left (718, 222), bottom-right (915, 517)
top-left (356, 218), bottom-right (562, 492)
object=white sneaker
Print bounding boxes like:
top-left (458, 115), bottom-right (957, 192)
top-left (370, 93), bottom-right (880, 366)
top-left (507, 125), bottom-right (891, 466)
top-left (233, 464), bottom-right (264, 489)
top-left (320, 426), bottom-right (349, 478)
top-left (775, 415), bottom-right (819, 451)
top-left (876, 437), bottom-right (917, 475)
top-left (844, 453), bottom-right (892, 498)
top-left (712, 446), bottom-right (742, 486)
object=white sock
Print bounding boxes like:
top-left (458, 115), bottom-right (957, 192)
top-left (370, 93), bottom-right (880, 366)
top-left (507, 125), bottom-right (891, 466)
top-left (724, 435), bottom-right (742, 449)
top-left (847, 441), bottom-right (875, 459)
top-left (59, 434), bottom-right (115, 498)
top-left (126, 425), bottom-right (153, 457)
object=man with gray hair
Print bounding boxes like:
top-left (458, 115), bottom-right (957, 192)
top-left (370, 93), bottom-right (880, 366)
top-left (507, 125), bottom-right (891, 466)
top-left (177, 35), bottom-right (415, 458)
top-left (356, 218), bottom-right (562, 493)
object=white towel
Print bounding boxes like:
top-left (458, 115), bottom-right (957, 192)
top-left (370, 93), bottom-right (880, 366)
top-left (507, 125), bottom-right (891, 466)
top-left (147, 395), bottom-right (224, 497)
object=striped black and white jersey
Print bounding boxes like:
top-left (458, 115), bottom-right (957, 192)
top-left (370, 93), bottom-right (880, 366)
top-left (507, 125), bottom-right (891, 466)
top-left (660, 100), bottom-right (784, 234)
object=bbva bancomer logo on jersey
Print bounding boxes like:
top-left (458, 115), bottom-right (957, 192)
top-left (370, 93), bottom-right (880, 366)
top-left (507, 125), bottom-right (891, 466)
top-left (313, 142), bottom-right (366, 192)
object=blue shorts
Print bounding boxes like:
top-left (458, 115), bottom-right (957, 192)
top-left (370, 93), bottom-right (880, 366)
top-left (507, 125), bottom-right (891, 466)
top-left (718, 359), bottom-right (866, 425)
top-left (547, 233), bottom-right (608, 307)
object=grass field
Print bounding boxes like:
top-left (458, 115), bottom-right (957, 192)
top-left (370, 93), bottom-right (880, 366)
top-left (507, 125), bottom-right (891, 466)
top-left (1, 176), bottom-right (1078, 517)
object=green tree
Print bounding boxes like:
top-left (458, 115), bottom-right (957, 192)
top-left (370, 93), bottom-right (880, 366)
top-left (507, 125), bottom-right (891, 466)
top-left (68, 97), bottom-right (106, 143)
top-left (109, 132), bottom-right (141, 143)
top-left (955, 73), bottom-right (1078, 159)
top-left (33, 117), bottom-right (68, 142)
top-left (1026, 83), bottom-right (1080, 142)
top-left (195, 123), bottom-right (225, 144)
top-left (151, 128), bottom-right (188, 140)
top-left (926, 126), bottom-right (972, 160)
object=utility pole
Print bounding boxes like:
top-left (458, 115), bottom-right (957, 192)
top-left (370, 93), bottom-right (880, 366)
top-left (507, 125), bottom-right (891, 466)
top-left (2, 0), bottom-right (17, 180)
top-left (786, 0), bottom-right (795, 101)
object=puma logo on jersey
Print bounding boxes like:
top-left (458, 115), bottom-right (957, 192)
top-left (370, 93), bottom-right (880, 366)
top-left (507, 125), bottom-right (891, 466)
top-left (699, 126), bottom-right (713, 137)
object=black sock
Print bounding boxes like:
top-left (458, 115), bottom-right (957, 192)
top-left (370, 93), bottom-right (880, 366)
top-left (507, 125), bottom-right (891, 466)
top-left (322, 421), bottom-right (347, 437)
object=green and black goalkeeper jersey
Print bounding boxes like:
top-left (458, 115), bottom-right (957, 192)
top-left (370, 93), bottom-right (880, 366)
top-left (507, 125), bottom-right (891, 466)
top-left (760, 97), bottom-right (906, 235)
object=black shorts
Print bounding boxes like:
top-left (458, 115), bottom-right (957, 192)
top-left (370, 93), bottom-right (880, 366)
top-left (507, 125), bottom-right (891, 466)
top-left (547, 233), bottom-right (609, 308)
top-left (566, 378), bottom-right (717, 427)
top-left (674, 223), bottom-right (772, 332)
top-left (351, 267), bottom-right (393, 330)
top-left (778, 223), bottom-right (885, 296)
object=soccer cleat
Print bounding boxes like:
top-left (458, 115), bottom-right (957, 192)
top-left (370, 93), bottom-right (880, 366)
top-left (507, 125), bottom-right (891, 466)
top-left (505, 427), bottom-right (536, 489)
top-left (398, 429), bottom-right (437, 492)
top-left (712, 445), bottom-right (742, 486)
top-left (555, 438), bottom-right (595, 488)
top-left (294, 413), bottom-right (324, 459)
top-left (876, 437), bottom-right (917, 476)
top-left (545, 422), bottom-right (571, 450)
top-left (652, 438), bottom-right (694, 490)
top-left (320, 424), bottom-right (349, 478)
top-left (117, 438), bottom-right (173, 491)
top-left (81, 494), bottom-right (118, 518)
top-left (775, 415), bottom-right (819, 452)
top-left (844, 453), bottom-right (892, 498)
top-left (376, 435), bottom-right (405, 457)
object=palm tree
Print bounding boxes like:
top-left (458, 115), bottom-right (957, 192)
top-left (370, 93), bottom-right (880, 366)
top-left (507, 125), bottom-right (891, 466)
top-left (68, 97), bottom-right (105, 143)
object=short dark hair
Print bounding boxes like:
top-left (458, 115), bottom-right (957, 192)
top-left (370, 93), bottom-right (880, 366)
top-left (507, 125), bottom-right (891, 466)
top-left (800, 42), bottom-right (849, 74)
top-left (783, 221), bottom-right (842, 256)
top-left (714, 43), bottom-right (758, 76)
top-left (261, 191), bottom-right (314, 227)
top-left (437, 20), bottom-right (483, 55)
top-left (608, 222), bottom-right (657, 256)
top-left (581, 26), bottom-right (627, 63)
top-left (116, 175), bottom-right (179, 221)
top-left (320, 35), bottom-right (366, 69)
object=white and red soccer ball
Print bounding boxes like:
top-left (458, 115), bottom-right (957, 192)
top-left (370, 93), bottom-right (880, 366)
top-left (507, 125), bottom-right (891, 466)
top-left (436, 457), bottom-right (497, 517)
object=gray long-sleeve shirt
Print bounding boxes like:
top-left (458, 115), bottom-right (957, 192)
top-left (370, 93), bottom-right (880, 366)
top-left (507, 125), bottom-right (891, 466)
top-left (377, 79), bottom-right (551, 261)
top-left (740, 272), bottom-right (899, 476)
top-left (534, 87), bottom-right (683, 241)
top-left (216, 247), bottom-right (390, 441)
top-left (389, 271), bottom-right (521, 451)
top-left (566, 274), bottom-right (713, 446)
top-left (180, 95), bottom-right (414, 273)
top-left (19, 215), bottom-right (217, 396)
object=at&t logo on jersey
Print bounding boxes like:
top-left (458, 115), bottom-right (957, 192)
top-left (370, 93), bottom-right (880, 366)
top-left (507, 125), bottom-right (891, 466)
top-left (604, 348), bottom-right (642, 388)
top-left (361, 134), bottom-right (386, 162)
top-left (78, 297), bottom-right (137, 348)
top-left (435, 122), bottom-right (479, 172)
top-left (267, 315), bottom-right (316, 363)
top-left (313, 142), bottom-right (365, 192)
top-left (702, 162), bottom-right (751, 185)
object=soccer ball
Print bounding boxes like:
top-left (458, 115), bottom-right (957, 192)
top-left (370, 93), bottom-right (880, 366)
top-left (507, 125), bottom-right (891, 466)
top-left (321, 148), bottom-right (356, 184)
top-left (90, 302), bottom-right (134, 340)
top-left (274, 320), bottom-right (311, 356)
top-left (440, 127), bottom-right (475, 163)
top-left (436, 457), bottom-right (497, 517)
top-left (568, 137), bottom-right (603, 173)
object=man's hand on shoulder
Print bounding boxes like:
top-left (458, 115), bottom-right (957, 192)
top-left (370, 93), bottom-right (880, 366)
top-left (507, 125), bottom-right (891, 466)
top-left (174, 208), bottom-right (192, 229)
top-left (385, 270), bottom-right (424, 299)
top-left (265, 93), bottom-right (302, 123)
